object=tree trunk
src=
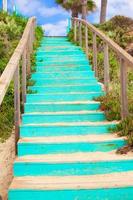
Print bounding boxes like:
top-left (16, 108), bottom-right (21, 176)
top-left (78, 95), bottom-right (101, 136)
top-left (2, 0), bottom-right (7, 12)
top-left (100, 0), bottom-right (107, 24)
top-left (72, 8), bottom-right (78, 18)
top-left (81, 0), bottom-right (87, 20)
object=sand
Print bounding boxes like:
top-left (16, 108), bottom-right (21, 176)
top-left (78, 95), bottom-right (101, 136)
top-left (0, 134), bottom-right (15, 200)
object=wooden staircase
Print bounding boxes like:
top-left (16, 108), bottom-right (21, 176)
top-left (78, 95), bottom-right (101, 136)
top-left (8, 37), bottom-right (133, 200)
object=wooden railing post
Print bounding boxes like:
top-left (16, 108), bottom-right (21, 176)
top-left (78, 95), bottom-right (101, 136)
top-left (104, 42), bottom-right (110, 92)
top-left (120, 58), bottom-right (128, 119)
top-left (27, 40), bottom-right (31, 76)
top-left (85, 25), bottom-right (88, 56)
top-left (22, 49), bottom-right (27, 105)
top-left (14, 65), bottom-right (20, 154)
top-left (79, 21), bottom-right (82, 46)
top-left (93, 32), bottom-right (97, 76)
top-left (74, 20), bottom-right (77, 42)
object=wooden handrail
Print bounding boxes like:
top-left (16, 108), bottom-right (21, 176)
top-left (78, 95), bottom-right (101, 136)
top-left (72, 17), bottom-right (133, 119)
top-left (73, 18), bottom-right (133, 68)
top-left (0, 17), bottom-right (36, 153)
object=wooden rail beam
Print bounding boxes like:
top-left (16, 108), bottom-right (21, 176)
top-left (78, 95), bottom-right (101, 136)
top-left (14, 66), bottom-right (20, 154)
top-left (22, 49), bottom-right (27, 105)
top-left (104, 42), bottom-right (110, 92)
top-left (85, 25), bottom-right (88, 56)
top-left (72, 17), bottom-right (133, 119)
top-left (74, 20), bottom-right (77, 42)
top-left (79, 21), bottom-right (82, 47)
top-left (0, 17), bottom-right (36, 154)
top-left (120, 58), bottom-right (129, 119)
top-left (93, 32), bottom-right (98, 76)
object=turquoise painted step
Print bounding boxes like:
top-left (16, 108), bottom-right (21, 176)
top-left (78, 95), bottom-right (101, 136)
top-left (41, 45), bottom-right (76, 47)
top-left (31, 78), bottom-right (98, 86)
top-left (38, 47), bottom-right (82, 51)
top-left (20, 123), bottom-right (116, 137)
top-left (35, 66), bottom-right (90, 72)
top-left (31, 71), bottom-right (95, 79)
top-left (36, 57), bottom-right (87, 61)
top-left (36, 54), bottom-right (86, 58)
top-left (14, 159), bottom-right (133, 177)
top-left (28, 84), bottom-right (102, 93)
top-left (8, 187), bottom-right (133, 200)
top-left (36, 57), bottom-right (88, 62)
top-left (36, 61), bottom-right (89, 66)
top-left (26, 92), bottom-right (104, 103)
top-left (37, 51), bottom-right (85, 55)
top-left (36, 50), bottom-right (83, 55)
top-left (17, 140), bottom-right (125, 156)
top-left (24, 102), bottom-right (100, 113)
top-left (22, 112), bottom-right (106, 124)
top-left (40, 44), bottom-right (80, 47)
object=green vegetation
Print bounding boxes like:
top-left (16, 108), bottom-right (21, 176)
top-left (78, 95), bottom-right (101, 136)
top-left (68, 15), bottom-right (133, 148)
top-left (56, 0), bottom-right (96, 18)
top-left (0, 12), bottom-right (43, 142)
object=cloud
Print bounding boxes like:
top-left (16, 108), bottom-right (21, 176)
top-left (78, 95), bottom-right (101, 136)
top-left (93, 0), bottom-right (133, 23)
top-left (14, 0), bottom-right (68, 18)
top-left (42, 20), bottom-right (68, 36)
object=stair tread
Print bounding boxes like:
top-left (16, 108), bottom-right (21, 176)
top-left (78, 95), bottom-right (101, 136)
top-left (29, 84), bottom-right (101, 88)
top-left (23, 110), bottom-right (104, 115)
top-left (10, 172), bottom-right (133, 190)
top-left (20, 121), bottom-right (118, 127)
top-left (25, 100), bottom-right (100, 105)
top-left (18, 134), bottom-right (124, 144)
top-left (15, 151), bottom-right (133, 163)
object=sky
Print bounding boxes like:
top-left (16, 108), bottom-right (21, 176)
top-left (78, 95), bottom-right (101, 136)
top-left (0, 0), bottom-right (133, 36)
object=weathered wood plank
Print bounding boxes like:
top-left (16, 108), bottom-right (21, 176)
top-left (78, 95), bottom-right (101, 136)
top-left (79, 21), bottom-right (82, 47)
top-left (74, 20), bottom-right (77, 42)
top-left (93, 32), bottom-right (98, 76)
top-left (22, 49), bottom-right (27, 105)
top-left (73, 18), bottom-right (133, 68)
top-left (0, 17), bottom-right (36, 106)
top-left (14, 66), bottom-right (20, 154)
top-left (120, 58), bottom-right (128, 119)
top-left (104, 43), bottom-right (110, 92)
top-left (85, 25), bottom-right (88, 56)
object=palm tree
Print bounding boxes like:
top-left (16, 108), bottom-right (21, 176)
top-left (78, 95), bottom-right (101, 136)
top-left (100, 0), bottom-right (108, 23)
top-left (56, 0), bottom-right (96, 19)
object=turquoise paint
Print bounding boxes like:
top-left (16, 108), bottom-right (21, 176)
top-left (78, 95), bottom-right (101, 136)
top-left (31, 78), bottom-right (98, 86)
top-left (36, 54), bottom-right (87, 58)
top-left (26, 92), bottom-right (104, 103)
top-left (20, 124), bottom-right (116, 137)
top-left (18, 140), bottom-right (126, 156)
top-left (35, 66), bottom-right (91, 72)
top-left (31, 71), bottom-right (95, 79)
top-left (14, 159), bottom-right (133, 177)
top-left (28, 84), bottom-right (102, 93)
top-left (9, 37), bottom-right (132, 199)
top-left (24, 102), bottom-right (100, 113)
top-left (22, 112), bottom-right (106, 124)
top-left (8, 187), bottom-right (133, 200)
top-left (37, 51), bottom-right (85, 55)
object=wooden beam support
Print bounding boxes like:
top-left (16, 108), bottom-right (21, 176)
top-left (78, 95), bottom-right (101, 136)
top-left (22, 49), bottom-right (27, 106)
top-left (74, 20), bottom-right (77, 42)
top-left (93, 32), bottom-right (97, 76)
top-left (14, 66), bottom-right (20, 154)
top-left (85, 25), bottom-right (88, 56)
top-left (120, 58), bottom-right (128, 119)
top-left (79, 21), bottom-right (82, 47)
top-left (104, 42), bottom-right (110, 92)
